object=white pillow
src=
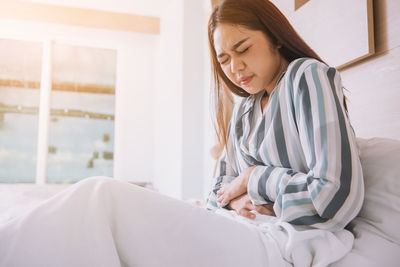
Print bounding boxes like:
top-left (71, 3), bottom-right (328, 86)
top-left (352, 137), bottom-right (400, 244)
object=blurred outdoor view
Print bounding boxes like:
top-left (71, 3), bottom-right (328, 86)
top-left (0, 39), bottom-right (116, 183)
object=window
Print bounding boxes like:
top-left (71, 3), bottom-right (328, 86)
top-left (0, 39), bottom-right (42, 183)
top-left (47, 44), bottom-right (116, 183)
top-left (0, 39), bottom-right (116, 184)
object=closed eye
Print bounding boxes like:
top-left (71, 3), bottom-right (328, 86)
top-left (218, 46), bottom-right (250, 65)
top-left (219, 58), bottom-right (229, 65)
top-left (237, 46), bottom-right (250, 54)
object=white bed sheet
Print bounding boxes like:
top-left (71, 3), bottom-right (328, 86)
top-left (0, 184), bottom-right (67, 224)
top-left (331, 138), bottom-right (400, 266)
top-left (1, 177), bottom-right (399, 267)
top-left (331, 217), bottom-right (400, 266)
top-left (1, 177), bottom-right (353, 267)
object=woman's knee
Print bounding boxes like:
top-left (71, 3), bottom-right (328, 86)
top-left (73, 176), bottom-right (115, 190)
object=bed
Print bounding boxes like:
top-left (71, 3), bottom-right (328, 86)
top-left (331, 137), bottom-right (400, 266)
top-left (0, 137), bottom-right (399, 266)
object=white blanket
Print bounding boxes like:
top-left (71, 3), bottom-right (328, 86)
top-left (0, 177), bottom-right (353, 267)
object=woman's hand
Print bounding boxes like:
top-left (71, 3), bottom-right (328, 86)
top-left (228, 193), bottom-right (276, 220)
top-left (216, 166), bottom-right (255, 206)
top-left (227, 193), bottom-right (257, 220)
top-left (253, 204), bottom-right (275, 217)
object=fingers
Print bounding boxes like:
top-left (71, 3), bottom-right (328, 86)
top-left (217, 199), bottom-right (229, 208)
top-left (237, 198), bottom-right (256, 220)
top-left (238, 208), bottom-right (256, 220)
top-left (254, 204), bottom-right (275, 216)
top-left (216, 178), bottom-right (247, 204)
top-left (216, 190), bottom-right (233, 204)
top-left (216, 187), bottom-right (228, 203)
top-left (244, 200), bottom-right (255, 211)
top-left (216, 188), bottom-right (224, 195)
top-left (216, 188), bottom-right (226, 206)
top-left (216, 191), bottom-right (231, 207)
top-left (225, 195), bottom-right (257, 220)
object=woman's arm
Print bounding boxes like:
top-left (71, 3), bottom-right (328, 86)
top-left (215, 165), bottom-right (278, 220)
top-left (248, 61), bottom-right (364, 231)
top-left (206, 104), bottom-right (242, 211)
top-left (225, 193), bottom-right (275, 220)
top-left (206, 152), bottom-right (237, 211)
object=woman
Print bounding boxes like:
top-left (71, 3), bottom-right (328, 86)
top-left (0, 0), bottom-right (363, 266)
top-left (206, 0), bottom-right (364, 231)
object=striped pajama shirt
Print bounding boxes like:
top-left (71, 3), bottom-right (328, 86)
top-left (206, 58), bottom-right (364, 231)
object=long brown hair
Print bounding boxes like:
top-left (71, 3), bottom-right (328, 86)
top-left (208, 0), bottom-right (326, 150)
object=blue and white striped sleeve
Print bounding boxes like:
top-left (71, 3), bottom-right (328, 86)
top-left (247, 61), bottom-right (364, 231)
top-left (206, 103), bottom-right (243, 211)
top-left (206, 151), bottom-right (236, 211)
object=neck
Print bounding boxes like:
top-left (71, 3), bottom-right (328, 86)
top-left (264, 58), bottom-right (289, 96)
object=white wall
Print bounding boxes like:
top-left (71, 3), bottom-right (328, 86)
top-left (181, 0), bottom-right (206, 200)
top-left (153, 0), bottom-right (211, 200)
top-left (153, 0), bottom-right (184, 199)
top-left (202, 1), bottom-right (217, 200)
top-left (340, 0), bottom-right (400, 140)
top-left (114, 35), bottom-right (157, 182)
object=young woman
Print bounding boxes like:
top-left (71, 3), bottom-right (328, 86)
top-left (205, 0), bottom-right (364, 231)
top-left (0, 0), bottom-right (363, 266)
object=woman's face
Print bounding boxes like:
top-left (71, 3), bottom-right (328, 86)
top-left (213, 24), bottom-right (287, 95)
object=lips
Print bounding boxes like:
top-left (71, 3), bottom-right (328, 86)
top-left (238, 75), bottom-right (254, 86)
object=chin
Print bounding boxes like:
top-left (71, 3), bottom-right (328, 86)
top-left (242, 86), bottom-right (263, 96)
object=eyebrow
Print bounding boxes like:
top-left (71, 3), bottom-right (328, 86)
top-left (217, 37), bottom-right (250, 58)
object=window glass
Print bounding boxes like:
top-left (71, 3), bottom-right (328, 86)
top-left (47, 44), bottom-right (116, 183)
top-left (0, 39), bottom-right (42, 183)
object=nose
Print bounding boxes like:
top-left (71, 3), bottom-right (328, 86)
top-left (230, 57), bottom-right (244, 73)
